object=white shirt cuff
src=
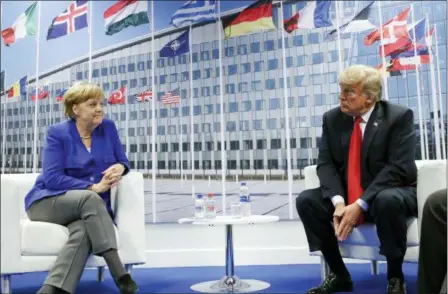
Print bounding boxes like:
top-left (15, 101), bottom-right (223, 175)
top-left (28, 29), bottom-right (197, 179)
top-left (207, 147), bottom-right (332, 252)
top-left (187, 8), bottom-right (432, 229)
top-left (356, 199), bottom-right (369, 211)
top-left (331, 195), bottom-right (345, 206)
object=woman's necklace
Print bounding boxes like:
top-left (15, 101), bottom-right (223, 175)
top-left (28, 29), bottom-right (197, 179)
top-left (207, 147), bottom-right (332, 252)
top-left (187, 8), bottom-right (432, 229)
top-left (80, 135), bottom-right (91, 139)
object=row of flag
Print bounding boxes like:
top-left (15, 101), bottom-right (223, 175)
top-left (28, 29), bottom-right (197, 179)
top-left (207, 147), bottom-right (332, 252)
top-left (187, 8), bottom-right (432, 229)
top-left (1, 0), bottom-right (440, 101)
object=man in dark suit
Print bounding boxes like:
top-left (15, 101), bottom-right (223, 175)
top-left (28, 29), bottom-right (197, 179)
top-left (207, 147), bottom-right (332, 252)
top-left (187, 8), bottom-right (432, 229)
top-left (296, 65), bottom-right (417, 294)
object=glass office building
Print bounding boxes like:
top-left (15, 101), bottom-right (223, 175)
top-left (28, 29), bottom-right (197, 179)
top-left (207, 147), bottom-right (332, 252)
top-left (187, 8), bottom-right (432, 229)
top-left (1, 0), bottom-right (447, 175)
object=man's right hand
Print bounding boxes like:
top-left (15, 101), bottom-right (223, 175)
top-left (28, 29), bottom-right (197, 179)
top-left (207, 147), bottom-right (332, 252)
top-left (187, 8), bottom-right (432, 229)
top-left (333, 203), bottom-right (345, 234)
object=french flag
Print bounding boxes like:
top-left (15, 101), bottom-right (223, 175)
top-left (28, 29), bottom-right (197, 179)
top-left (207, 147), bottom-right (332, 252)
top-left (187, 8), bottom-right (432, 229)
top-left (283, 1), bottom-right (332, 33)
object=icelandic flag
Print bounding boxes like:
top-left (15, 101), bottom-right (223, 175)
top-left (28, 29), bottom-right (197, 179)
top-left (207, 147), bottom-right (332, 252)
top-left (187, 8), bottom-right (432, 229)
top-left (160, 30), bottom-right (189, 57)
top-left (170, 0), bottom-right (216, 28)
top-left (47, 0), bottom-right (88, 40)
top-left (56, 88), bottom-right (67, 102)
top-left (284, 1), bottom-right (331, 32)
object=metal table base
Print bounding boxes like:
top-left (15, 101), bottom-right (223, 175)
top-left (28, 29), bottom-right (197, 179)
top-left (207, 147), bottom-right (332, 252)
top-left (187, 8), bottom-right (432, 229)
top-left (190, 224), bottom-right (271, 293)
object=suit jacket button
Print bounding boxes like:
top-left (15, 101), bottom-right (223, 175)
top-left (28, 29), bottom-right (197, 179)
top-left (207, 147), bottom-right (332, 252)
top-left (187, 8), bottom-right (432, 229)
top-left (90, 176), bottom-right (94, 181)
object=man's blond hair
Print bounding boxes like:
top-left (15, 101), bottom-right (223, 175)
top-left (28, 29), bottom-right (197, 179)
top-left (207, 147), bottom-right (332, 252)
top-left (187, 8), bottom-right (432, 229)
top-left (339, 65), bottom-right (383, 101)
top-left (63, 82), bottom-right (104, 118)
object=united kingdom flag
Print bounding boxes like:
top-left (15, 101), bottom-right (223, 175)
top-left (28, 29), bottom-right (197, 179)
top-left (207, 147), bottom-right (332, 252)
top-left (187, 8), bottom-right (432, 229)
top-left (47, 0), bottom-right (88, 40)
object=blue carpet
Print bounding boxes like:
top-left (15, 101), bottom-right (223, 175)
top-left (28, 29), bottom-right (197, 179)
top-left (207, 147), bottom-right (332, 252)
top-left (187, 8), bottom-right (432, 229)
top-left (10, 263), bottom-right (417, 293)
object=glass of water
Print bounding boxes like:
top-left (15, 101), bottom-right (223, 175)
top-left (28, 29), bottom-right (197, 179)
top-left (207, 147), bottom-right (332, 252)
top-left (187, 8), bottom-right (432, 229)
top-left (230, 202), bottom-right (241, 218)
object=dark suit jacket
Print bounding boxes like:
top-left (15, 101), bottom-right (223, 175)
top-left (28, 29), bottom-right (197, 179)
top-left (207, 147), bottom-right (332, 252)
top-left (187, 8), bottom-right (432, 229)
top-left (25, 118), bottom-right (130, 213)
top-left (316, 101), bottom-right (417, 205)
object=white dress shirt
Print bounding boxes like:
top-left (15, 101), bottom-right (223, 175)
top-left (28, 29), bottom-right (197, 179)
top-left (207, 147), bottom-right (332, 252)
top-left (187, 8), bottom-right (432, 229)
top-left (331, 105), bottom-right (375, 211)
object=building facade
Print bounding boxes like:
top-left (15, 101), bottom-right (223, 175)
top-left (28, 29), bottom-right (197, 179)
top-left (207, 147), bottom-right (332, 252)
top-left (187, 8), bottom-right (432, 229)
top-left (1, 0), bottom-right (447, 175)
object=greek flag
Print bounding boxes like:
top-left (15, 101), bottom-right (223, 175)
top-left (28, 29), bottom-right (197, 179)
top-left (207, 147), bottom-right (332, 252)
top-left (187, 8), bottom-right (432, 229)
top-left (170, 0), bottom-right (216, 28)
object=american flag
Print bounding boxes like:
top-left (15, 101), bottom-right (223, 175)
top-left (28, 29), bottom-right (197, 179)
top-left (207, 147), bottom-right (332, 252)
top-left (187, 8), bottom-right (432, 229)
top-left (161, 88), bottom-right (180, 105)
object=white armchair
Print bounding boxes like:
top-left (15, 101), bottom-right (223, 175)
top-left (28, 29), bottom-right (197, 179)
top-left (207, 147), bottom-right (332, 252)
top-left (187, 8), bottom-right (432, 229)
top-left (303, 160), bottom-right (447, 281)
top-left (0, 171), bottom-right (146, 293)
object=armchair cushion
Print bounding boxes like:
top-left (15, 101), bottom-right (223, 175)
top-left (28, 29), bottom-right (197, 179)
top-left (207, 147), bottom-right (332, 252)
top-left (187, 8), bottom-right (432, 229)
top-left (20, 219), bottom-right (120, 256)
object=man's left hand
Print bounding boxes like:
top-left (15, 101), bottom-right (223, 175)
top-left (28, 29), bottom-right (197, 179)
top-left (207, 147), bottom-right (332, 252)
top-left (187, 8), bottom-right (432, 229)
top-left (335, 203), bottom-right (363, 241)
top-left (102, 163), bottom-right (125, 185)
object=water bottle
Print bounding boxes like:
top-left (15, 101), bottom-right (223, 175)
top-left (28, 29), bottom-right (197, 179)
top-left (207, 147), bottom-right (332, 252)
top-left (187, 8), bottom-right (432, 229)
top-left (194, 194), bottom-right (204, 219)
top-left (239, 182), bottom-right (251, 217)
top-left (204, 193), bottom-right (217, 219)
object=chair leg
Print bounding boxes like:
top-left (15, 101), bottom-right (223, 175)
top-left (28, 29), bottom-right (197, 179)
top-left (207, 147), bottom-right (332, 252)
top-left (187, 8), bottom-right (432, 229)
top-left (97, 266), bottom-right (105, 282)
top-left (370, 260), bottom-right (379, 275)
top-left (1, 275), bottom-right (11, 294)
top-left (320, 256), bottom-right (330, 282)
top-left (125, 264), bottom-right (133, 274)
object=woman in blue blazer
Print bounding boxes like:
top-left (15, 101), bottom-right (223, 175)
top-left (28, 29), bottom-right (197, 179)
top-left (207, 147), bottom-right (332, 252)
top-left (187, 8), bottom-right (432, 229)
top-left (25, 82), bottom-right (138, 294)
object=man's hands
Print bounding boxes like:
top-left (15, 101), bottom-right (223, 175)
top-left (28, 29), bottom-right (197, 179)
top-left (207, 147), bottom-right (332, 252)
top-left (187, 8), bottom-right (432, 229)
top-left (333, 203), bottom-right (363, 241)
top-left (102, 163), bottom-right (125, 186)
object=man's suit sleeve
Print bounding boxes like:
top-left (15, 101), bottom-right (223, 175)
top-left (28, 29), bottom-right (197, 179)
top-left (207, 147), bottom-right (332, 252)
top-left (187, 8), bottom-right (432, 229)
top-left (361, 108), bottom-right (417, 204)
top-left (316, 113), bottom-right (345, 199)
top-left (108, 121), bottom-right (130, 175)
top-left (42, 126), bottom-right (93, 190)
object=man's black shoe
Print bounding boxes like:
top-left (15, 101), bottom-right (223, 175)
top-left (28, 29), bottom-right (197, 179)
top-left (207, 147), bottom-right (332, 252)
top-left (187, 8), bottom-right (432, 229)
top-left (307, 272), bottom-right (353, 294)
top-left (387, 278), bottom-right (406, 294)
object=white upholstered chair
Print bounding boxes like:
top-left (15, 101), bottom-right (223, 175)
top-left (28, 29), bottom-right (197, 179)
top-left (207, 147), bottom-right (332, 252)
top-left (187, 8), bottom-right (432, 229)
top-left (0, 171), bottom-right (146, 293)
top-left (303, 160), bottom-right (447, 281)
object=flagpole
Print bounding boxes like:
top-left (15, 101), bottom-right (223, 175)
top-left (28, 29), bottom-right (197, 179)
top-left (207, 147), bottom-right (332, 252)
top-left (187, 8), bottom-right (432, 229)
top-left (377, 1), bottom-right (389, 101)
top-left (151, 0), bottom-right (157, 223)
top-left (125, 87), bottom-right (129, 154)
top-left (217, 0), bottom-right (226, 213)
top-left (179, 97), bottom-right (183, 186)
top-left (88, 1), bottom-right (93, 82)
top-left (434, 27), bottom-right (446, 159)
top-left (1, 71), bottom-right (6, 174)
top-left (279, 1), bottom-right (293, 220)
top-left (188, 25), bottom-right (195, 199)
top-left (334, 1), bottom-right (344, 73)
top-left (32, 1), bottom-right (42, 174)
top-left (425, 16), bottom-right (441, 160)
top-left (410, 6), bottom-right (426, 160)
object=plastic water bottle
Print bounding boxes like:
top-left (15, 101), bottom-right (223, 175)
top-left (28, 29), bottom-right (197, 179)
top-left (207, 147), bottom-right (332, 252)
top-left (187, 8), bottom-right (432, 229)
top-left (239, 182), bottom-right (251, 217)
top-left (204, 193), bottom-right (216, 219)
top-left (194, 194), bottom-right (204, 219)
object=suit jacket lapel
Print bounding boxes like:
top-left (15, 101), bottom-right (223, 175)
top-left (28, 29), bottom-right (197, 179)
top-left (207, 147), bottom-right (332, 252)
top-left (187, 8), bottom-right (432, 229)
top-left (340, 112), bottom-right (354, 167)
top-left (361, 102), bottom-right (384, 163)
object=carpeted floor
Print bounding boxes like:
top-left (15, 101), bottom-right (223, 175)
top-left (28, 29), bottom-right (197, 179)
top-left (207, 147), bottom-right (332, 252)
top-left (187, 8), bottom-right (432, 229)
top-left (9, 263), bottom-right (418, 293)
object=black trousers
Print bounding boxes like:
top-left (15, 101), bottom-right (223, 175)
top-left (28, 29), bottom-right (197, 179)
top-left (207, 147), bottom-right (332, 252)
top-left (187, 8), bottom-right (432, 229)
top-left (296, 186), bottom-right (417, 260)
top-left (417, 188), bottom-right (447, 294)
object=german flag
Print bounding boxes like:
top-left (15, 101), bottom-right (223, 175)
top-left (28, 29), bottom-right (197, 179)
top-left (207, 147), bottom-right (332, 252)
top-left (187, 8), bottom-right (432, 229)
top-left (222, 0), bottom-right (276, 39)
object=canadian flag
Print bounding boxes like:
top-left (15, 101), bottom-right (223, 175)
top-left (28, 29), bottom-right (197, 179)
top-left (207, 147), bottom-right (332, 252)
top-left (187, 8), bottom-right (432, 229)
top-left (108, 87), bottom-right (126, 105)
top-left (365, 7), bottom-right (411, 46)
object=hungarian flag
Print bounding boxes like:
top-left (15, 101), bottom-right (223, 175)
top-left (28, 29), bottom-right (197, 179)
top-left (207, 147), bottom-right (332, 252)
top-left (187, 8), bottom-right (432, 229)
top-left (222, 0), bottom-right (276, 39)
top-left (135, 90), bottom-right (152, 102)
top-left (104, 0), bottom-right (150, 36)
top-left (108, 87), bottom-right (126, 105)
top-left (1, 2), bottom-right (37, 46)
top-left (364, 7), bottom-right (411, 46)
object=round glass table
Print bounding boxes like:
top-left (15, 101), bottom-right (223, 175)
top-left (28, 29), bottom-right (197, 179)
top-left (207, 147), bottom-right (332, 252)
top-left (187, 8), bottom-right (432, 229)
top-left (178, 215), bottom-right (279, 293)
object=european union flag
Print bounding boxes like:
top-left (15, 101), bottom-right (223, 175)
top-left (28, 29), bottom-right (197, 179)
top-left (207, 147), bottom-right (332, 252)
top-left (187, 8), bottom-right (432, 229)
top-left (159, 30), bottom-right (189, 57)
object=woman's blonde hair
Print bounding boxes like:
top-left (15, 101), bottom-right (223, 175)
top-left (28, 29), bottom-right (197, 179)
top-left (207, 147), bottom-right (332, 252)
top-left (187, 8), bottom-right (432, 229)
top-left (339, 65), bottom-right (383, 101)
top-left (63, 81), bottom-right (104, 118)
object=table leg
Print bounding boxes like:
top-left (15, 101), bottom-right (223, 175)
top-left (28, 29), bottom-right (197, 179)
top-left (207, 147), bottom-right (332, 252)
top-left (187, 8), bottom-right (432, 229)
top-left (190, 224), bottom-right (271, 293)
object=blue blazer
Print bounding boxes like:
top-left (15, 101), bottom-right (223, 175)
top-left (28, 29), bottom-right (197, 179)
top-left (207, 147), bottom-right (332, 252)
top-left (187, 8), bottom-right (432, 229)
top-left (25, 118), bottom-right (130, 214)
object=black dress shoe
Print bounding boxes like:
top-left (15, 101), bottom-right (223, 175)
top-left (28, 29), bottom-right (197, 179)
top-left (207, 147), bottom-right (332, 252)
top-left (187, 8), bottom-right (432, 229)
top-left (387, 278), bottom-right (406, 294)
top-left (307, 272), bottom-right (353, 294)
top-left (116, 274), bottom-right (139, 294)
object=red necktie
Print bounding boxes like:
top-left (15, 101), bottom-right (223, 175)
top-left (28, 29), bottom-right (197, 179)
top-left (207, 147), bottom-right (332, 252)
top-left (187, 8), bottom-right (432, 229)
top-left (347, 117), bottom-right (364, 225)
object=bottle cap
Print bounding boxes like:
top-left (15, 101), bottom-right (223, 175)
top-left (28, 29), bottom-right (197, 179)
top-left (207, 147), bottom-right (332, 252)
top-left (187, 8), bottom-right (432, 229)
top-left (197, 194), bottom-right (203, 198)
top-left (207, 193), bottom-right (213, 197)
top-left (241, 182), bottom-right (247, 186)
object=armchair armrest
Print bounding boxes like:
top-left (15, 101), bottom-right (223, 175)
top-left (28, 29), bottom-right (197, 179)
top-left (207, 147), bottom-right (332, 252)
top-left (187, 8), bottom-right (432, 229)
top-left (416, 160), bottom-right (447, 233)
top-left (1, 176), bottom-right (24, 274)
top-left (112, 171), bottom-right (146, 265)
top-left (304, 165), bottom-right (320, 189)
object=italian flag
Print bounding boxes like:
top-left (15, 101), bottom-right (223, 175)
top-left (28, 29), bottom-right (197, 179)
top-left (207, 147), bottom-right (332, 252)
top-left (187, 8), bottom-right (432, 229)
top-left (104, 0), bottom-right (149, 36)
top-left (1, 2), bottom-right (37, 46)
